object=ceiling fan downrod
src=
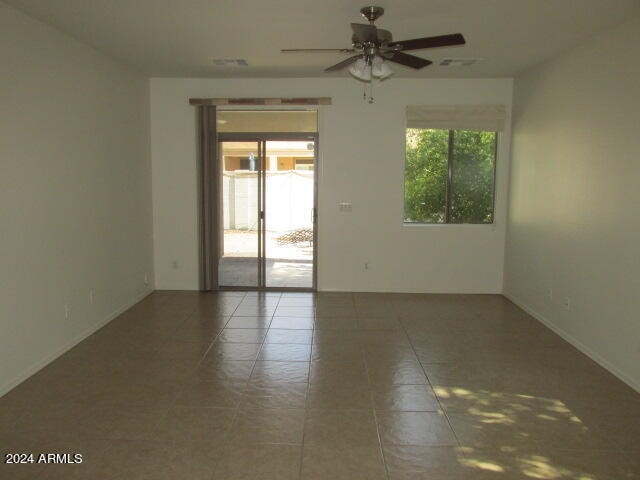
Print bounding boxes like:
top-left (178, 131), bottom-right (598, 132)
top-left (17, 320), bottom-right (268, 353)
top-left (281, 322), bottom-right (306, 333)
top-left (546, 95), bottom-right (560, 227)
top-left (360, 6), bottom-right (384, 24)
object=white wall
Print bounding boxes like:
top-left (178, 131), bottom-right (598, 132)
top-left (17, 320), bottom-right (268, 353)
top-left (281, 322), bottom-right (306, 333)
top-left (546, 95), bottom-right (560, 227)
top-left (151, 77), bottom-right (512, 292)
top-left (505, 17), bottom-right (640, 390)
top-left (0, 3), bottom-right (154, 395)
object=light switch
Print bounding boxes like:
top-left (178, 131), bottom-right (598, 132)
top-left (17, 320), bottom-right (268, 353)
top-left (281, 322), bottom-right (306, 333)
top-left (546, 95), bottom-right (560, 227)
top-left (338, 202), bottom-right (352, 212)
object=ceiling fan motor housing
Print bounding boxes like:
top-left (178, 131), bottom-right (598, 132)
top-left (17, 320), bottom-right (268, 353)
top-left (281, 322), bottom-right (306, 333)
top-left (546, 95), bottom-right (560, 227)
top-left (352, 28), bottom-right (393, 48)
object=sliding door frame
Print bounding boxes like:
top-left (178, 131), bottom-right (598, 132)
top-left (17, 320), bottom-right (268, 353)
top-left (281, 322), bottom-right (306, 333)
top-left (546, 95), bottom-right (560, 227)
top-left (217, 132), bottom-right (319, 292)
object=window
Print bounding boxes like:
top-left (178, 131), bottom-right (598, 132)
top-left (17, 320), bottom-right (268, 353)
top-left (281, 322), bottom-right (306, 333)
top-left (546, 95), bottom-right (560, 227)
top-left (404, 105), bottom-right (505, 225)
top-left (239, 155), bottom-right (258, 171)
top-left (404, 128), bottom-right (497, 224)
top-left (295, 159), bottom-right (314, 171)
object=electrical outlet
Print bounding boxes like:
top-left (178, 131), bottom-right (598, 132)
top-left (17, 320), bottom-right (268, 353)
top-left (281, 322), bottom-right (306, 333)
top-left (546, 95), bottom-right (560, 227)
top-left (64, 304), bottom-right (71, 321)
top-left (89, 290), bottom-right (95, 305)
top-left (144, 273), bottom-right (149, 286)
top-left (547, 288), bottom-right (553, 301)
top-left (562, 297), bottom-right (571, 311)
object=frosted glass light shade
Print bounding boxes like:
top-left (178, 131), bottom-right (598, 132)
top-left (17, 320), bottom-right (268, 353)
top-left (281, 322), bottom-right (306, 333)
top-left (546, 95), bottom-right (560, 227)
top-left (349, 58), bottom-right (372, 82)
top-left (372, 56), bottom-right (393, 79)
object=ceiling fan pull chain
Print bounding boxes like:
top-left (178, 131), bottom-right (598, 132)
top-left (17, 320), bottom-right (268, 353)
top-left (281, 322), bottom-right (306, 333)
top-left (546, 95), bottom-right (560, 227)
top-left (368, 81), bottom-right (374, 104)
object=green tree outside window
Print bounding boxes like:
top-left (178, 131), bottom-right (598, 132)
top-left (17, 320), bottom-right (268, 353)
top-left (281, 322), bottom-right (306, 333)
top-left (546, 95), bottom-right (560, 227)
top-left (404, 128), bottom-right (497, 224)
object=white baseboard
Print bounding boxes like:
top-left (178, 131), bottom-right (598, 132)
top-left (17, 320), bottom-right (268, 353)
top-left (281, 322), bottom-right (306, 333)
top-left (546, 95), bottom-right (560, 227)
top-left (504, 291), bottom-right (640, 394)
top-left (0, 288), bottom-right (154, 398)
top-left (318, 287), bottom-right (502, 294)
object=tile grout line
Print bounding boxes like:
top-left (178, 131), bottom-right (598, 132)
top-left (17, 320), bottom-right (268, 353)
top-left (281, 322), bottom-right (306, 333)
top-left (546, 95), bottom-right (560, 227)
top-left (147, 298), bottom-right (214, 446)
top-left (362, 320), bottom-right (393, 480)
top-left (296, 293), bottom-right (315, 480)
top-left (198, 292), bottom-right (246, 365)
top-left (395, 303), bottom-right (463, 450)
top-left (211, 293), bottom-right (268, 480)
top-left (117, 292), bottom-right (246, 480)
top-left (255, 291), bottom-right (312, 477)
top-left (209, 291), bottom-right (279, 480)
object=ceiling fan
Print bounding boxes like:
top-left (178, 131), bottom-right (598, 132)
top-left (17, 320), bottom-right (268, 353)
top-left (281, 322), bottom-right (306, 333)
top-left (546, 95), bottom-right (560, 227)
top-left (281, 6), bottom-right (466, 81)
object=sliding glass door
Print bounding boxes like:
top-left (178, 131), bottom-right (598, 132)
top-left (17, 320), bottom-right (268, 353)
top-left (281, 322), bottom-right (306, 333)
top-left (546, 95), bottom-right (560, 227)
top-left (218, 134), bottom-right (317, 290)
top-left (218, 140), bottom-right (262, 287)
top-left (264, 139), bottom-right (316, 288)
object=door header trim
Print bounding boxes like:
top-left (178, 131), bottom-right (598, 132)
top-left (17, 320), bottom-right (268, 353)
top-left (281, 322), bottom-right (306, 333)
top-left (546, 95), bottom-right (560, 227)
top-left (190, 97), bottom-right (331, 106)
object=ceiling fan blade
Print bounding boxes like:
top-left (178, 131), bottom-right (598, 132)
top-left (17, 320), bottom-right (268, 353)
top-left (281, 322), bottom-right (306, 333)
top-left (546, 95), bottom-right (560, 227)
top-left (388, 33), bottom-right (465, 51)
top-left (281, 48), bottom-right (356, 53)
top-left (351, 23), bottom-right (378, 43)
top-left (325, 55), bottom-right (362, 72)
top-left (383, 51), bottom-right (432, 69)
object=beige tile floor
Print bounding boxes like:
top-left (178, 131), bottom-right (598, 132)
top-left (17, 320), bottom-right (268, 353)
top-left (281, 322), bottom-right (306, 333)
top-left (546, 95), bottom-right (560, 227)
top-left (1, 291), bottom-right (639, 479)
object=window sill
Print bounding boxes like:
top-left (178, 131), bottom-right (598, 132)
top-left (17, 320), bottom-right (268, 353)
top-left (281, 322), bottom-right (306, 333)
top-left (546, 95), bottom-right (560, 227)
top-left (402, 222), bottom-right (496, 228)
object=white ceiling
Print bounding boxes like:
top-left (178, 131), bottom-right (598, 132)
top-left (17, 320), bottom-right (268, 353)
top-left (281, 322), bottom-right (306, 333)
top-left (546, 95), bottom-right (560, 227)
top-left (5, 0), bottom-right (640, 78)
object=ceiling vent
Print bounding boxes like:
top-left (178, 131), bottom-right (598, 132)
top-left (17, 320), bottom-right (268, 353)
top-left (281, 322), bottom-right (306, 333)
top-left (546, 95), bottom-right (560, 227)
top-left (439, 58), bottom-right (482, 67)
top-left (212, 59), bottom-right (248, 67)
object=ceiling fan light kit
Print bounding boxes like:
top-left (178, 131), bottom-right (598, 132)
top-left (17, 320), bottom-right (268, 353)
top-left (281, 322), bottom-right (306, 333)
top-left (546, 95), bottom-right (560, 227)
top-left (349, 58), bottom-right (372, 82)
top-left (281, 5), bottom-right (466, 102)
